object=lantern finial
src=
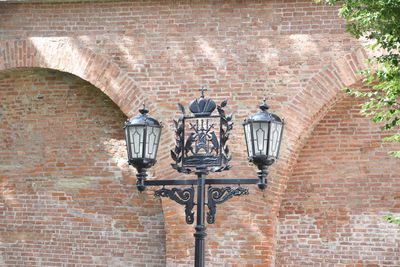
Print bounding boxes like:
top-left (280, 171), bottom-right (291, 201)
top-left (139, 103), bottom-right (149, 115)
top-left (259, 98), bottom-right (269, 111)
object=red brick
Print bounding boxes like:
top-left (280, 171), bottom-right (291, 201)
top-left (0, 0), bottom-right (396, 266)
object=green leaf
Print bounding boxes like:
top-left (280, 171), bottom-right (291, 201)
top-left (383, 134), bottom-right (400, 142)
top-left (384, 215), bottom-right (400, 226)
top-left (327, 0), bottom-right (400, 159)
top-left (389, 151), bottom-right (400, 158)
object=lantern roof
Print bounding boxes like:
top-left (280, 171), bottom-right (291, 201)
top-left (125, 104), bottom-right (162, 127)
top-left (244, 99), bottom-right (283, 123)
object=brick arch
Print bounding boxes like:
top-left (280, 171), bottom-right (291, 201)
top-left (277, 47), bottom-right (369, 198)
top-left (0, 68), bottom-right (166, 266)
top-left (290, 48), bottom-right (367, 151)
top-left (276, 89), bottom-right (400, 266)
top-left (265, 48), bottom-right (370, 264)
top-left (0, 38), bottom-right (146, 116)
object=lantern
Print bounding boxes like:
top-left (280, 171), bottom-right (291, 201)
top-left (243, 100), bottom-right (284, 168)
top-left (124, 105), bottom-right (162, 190)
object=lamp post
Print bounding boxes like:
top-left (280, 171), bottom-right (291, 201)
top-left (123, 89), bottom-right (284, 267)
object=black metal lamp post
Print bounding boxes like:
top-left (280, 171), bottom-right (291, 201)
top-left (123, 89), bottom-right (284, 267)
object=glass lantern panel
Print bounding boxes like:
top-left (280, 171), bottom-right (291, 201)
top-left (128, 125), bottom-right (144, 159)
top-left (254, 122), bottom-right (269, 156)
top-left (269, 122), bottom-right (283, 158)
top-left (145, 126), bottom-right (161, 159)
top-left (244, 123), bottom-right (253, 157)
top-left (124, 127), bottom-right (131, 159)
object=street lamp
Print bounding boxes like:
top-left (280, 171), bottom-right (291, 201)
top-left (123, 89), bottom-right (284, 267)
top-left (124, 104), bottom-right (162, 191)
top-left (243, 99), bottom-right (284, 190)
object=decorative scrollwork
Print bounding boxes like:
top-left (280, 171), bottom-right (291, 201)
top-left (212, 100), bottom-right (233, 172)
top-left (171, 111), bottom-right (192, 174)
top-left (206, 186), bottom-right (249, 224)
top-left (154, 187), bottom-right (195, 224)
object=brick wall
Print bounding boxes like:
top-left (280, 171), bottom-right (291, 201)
top-left (0, 0), bottom-right (397, 266)
top-left (0, 68), bottom-right (165, 266)
top-left (277, 93), bottom-right (400, 266)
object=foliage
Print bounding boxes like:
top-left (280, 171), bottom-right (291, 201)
top-left (383, 214), bottom-right (400, 226)
top-left (316, 0), bottom-right (400, 157)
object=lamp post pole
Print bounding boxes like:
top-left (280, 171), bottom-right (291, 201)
top-left (123, 90), bottom-right (284, 267)
top-left (194, 168), bottom-right (207, 267)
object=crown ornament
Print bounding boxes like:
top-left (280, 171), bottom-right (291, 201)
top-left (189, 87), bottom-right (216, 117)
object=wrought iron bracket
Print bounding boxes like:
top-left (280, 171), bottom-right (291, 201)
top-left (144, 178), bottom-right (258, 187)
top-left (154, 187), bottom-right (195, 224)
top-left (206, 186), bottom-right (249, 224)
top-left (148, 178), bottom-right (257, 225)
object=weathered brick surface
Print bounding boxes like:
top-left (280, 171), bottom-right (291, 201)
top-left (0, 69), bottom-right (165, 266)
top-left (0, 0), bottom-right (398, 266)
top-left (277, 94), bottom-right (400, 266)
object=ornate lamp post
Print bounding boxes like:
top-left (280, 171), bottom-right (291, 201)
top-left (123, 89), bottom-right (284, 267)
